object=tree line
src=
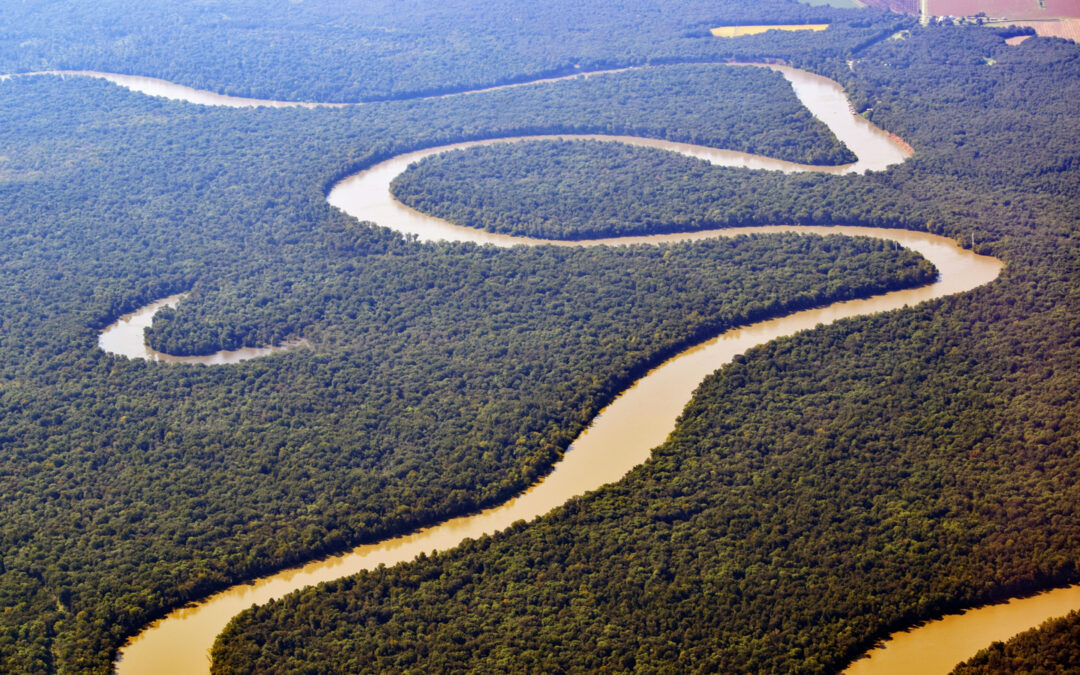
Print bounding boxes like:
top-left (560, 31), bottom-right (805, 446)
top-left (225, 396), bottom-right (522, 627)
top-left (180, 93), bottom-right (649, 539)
top-left (0, 0), bottom-right (909, 102)
top-left (953, 610), bottom-right (1080, 674)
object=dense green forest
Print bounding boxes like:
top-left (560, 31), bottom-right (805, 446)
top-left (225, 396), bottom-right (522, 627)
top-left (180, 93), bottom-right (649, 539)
top-left (0, 0), bottom-right (908, 101)
top-left (953, 610), bottom-right (1080, 673)
top-left (212, 27), bottom-right (1080, 675)
top-left (390, 139), bottom-right (896, 239)
top-left (2, 0), bottom-right (1079, 673)
top-left (0, 7), bottom-right (946, 671)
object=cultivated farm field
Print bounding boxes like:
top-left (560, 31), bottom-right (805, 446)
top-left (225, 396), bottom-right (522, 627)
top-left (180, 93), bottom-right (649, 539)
top-left (993, 18), bottom-right (1080, 40)
top-left (929, 0), bottom-right (1080, 18)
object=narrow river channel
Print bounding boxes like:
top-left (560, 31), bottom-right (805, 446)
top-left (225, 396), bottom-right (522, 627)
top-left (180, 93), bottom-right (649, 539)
top-left (97, 293), bottom-right (304, 365)
top-left (86, 63), bottom-right (1072, 675)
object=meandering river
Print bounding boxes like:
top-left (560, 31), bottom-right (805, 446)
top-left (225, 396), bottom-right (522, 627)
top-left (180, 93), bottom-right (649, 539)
top-left (82, 63), bottom-right (1073, 675)
top-left (97, 293), bottom-right (304, 364)
top-left (7, 65), bottom-right (656, 108)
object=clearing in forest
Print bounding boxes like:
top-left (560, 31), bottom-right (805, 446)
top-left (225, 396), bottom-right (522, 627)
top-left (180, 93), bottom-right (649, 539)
top-left (710, 24), bottom-right (829, 37)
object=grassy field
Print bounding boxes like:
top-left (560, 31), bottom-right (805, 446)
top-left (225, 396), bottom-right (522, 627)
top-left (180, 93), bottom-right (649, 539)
top-left (710, 24), bottom-right (829, 37)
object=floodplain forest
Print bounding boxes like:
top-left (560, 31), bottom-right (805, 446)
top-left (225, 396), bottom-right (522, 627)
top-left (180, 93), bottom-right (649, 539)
top-left (0, 1), bottom-right (1076, 674)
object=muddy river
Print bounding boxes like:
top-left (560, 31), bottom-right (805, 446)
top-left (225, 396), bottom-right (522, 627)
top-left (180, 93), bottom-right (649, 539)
top-left (83, 64), bottom-right (1063, 675)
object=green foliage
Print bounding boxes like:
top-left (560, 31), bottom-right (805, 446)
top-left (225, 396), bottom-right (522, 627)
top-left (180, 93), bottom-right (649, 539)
top-left (391, 139), bottom-right (894, 239)
top-left (0, 1), bottom-right (1077, 672)
top-left (211, 29), bottom-right (1080, 675)
top-left (0, 21), bottom-right (932, 672)
top-left (0, 0), bottom-right (908, 101)
top-left (953, 610), bottom-right (1080, 674)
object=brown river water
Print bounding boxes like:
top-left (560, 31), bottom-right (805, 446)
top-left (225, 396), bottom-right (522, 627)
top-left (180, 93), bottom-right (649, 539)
top-left (79, 64), bottom-right (1073, 675)
top-left (96, 294), bottom-right (302, 364)
top-left (7, 66), bottom-right (650, 108)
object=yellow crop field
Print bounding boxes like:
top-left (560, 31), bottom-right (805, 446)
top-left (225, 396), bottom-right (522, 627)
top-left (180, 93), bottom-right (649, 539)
top-left (710, 24), bottom-right (829, 37)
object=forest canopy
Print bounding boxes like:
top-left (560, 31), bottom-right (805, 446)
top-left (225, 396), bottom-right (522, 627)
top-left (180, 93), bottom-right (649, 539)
top-left (953, 610), bottom-right (1080, 674)
top-left (0, 1), bottom-right (1076, 673)
top-left (213, 27), bottom-right (1080, 675)
top-left (0, 0), bottom-right (909, 101)
top-left (0, 15), bottom-right (939, 672)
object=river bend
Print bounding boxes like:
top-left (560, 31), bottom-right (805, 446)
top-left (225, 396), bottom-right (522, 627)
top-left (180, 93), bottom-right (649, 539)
top-left (97, 294), bottom-right (305, 365)
top-left (5, 66), bottom-right (651, 108)
top-left (83, 64), bottom-right (1069, 675)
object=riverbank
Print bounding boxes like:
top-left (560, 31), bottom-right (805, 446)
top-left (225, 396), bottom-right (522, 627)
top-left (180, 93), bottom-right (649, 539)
top-left (107, 64), bottom-right (1014, 675)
